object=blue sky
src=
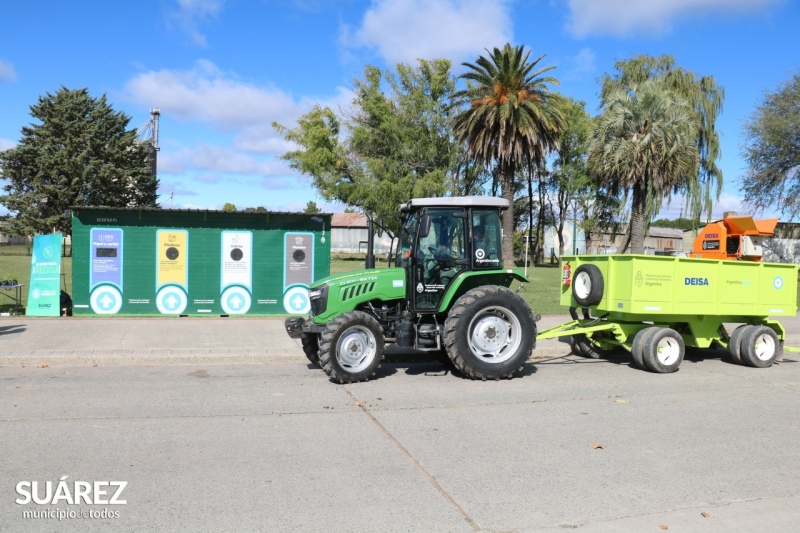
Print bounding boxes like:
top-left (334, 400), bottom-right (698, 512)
top-left (1, 0), bottom-right (798, 220)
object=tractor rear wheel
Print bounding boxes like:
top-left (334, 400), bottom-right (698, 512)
top-left (318, 311), bottom-right (384, 383)
top-left (443, 286), bottom-right (535, 380)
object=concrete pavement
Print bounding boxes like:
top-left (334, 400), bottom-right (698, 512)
top-left (2, 314), bottom-right (800, 368)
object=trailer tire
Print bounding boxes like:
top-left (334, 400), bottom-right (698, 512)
top-left (443, 286), bottom-right (535, 380)
top-left (643, 328), bottom-right (684, 373)
top-left (740, 325), bottom-right (781, 368)
top-left (727, 325), bottom-right (749, 365)
top-left (631, 327), bottom-right (659, 369)
top-left (301, 334), bottom-right (320, 367)
top-left (572, 264), bottom-right (604, 307)
top-left (571, 334), bottom-right (603, 359)
top-left (318, 311), bottom-right (384, 383)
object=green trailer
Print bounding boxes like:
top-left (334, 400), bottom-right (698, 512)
top-left (537, 254), bottom-right (799, 373)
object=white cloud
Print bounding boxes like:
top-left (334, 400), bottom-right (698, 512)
top-left (563, 47), bottom-right (597, 80)
top-left (343, 0), bottom-right (514, 65)
top-left (124, 60), bottom-right (351, 154)
top-left (0, 60), bottom-right (17, 82)
top-left (566, 0), bottom-right (784, 38)
top-left (0, 138), bottom-right (16, 151)
top-left (169, 0), bottom-right (225, 47)
top-left (159, 142), bottom-right (289, 176)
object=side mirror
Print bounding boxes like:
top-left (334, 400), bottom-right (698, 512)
top-left (419, 215), bottom-right (431, 239)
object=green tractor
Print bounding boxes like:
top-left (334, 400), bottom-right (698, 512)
top-left (284, 196), bottom-right (538, 383)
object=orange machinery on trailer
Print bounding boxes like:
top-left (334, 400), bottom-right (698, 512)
top-left (690, 216), bottom-right (779, 262)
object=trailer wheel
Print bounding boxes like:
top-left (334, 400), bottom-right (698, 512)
top-left (643, 328), bottom-right (684, 373)
top-left (631, 327), bottom-right (659, 369)
top-left (727, 325), bottom-right (749, 365)
top-left (572, 265), bottom-right (604, 307)
top-left (318, 311), bottom-right (384, 383)
top-left (443, 286), bottom-right (535, 380)
top-left (571, 334), bottom-right (603, 359)
top-left (740, 326), bottom-right (781, 368)
top-left (301, 334), bottom-right (320, 367)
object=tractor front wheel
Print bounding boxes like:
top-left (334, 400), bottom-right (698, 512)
top-left (443, 286), bottom-right (535, 380)
top-left (318, 311), bottom-right (384, 383)
top-left (301, 334), bottom-right (320, 367)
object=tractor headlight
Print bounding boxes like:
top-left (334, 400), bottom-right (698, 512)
top-left (308, 284), bottom-right (328, 316)
top-left (308, 288), bottom-right (323, 299)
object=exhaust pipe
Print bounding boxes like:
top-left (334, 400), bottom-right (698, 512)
top-left (365, 212), bottom-right (375, 269)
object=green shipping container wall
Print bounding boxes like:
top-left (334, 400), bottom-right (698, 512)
top-left (71, 207), bottom-right (331, 316)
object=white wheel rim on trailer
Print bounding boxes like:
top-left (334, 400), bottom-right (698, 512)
top-left (753, 332), bottom-right (776, 361)
top-left (574, 272), bottom-right (592, 300)
top-left (656, 336), bottom-right (681, 366)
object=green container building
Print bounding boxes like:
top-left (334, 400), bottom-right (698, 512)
top-left (71, 207), bottom-right (331, 316)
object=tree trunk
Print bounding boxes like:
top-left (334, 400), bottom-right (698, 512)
top-left (527, 169), bottom-right (535, 269)
top-left (501, 164), bottom-right (516, 268)
top-left (629, 180), bottom-right (647, 254)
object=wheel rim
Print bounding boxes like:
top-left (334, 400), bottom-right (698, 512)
top-left (467, 306), bottom-right (522, 364)
top-left (753, 333), bottom-right (776, 361)
top-left (574, 272), bottom-right (591, 300)
top-left (336, 326), bottom-right (377, 372)
top-left (656, 336), bottom-right (681, 366)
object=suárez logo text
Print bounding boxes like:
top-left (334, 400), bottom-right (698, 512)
top-left (15, 477), bottom-right (127, 505)
top-left (685, 277), bottom-right (710, 286)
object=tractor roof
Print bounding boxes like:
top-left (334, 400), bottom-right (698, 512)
top-left (400, 196), bottom-right (509, 211)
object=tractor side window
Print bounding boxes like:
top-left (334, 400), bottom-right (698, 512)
top-left (396, 213), bottom-right (419, 267)
top-left (472, 209), bottom-right (502, 269)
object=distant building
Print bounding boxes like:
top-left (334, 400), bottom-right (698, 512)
top-left (589, 226), bottom-right (685, 255)
top-left (330, 213), bottom-right (391, 254)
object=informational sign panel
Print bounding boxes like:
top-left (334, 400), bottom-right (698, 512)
top-left (283, 232), bottom-right (313, 314)
top-left (89, 228), bottom-right (124, 314)
top-left (27, 234), bottom-right (63, 316)
top-left (70, 209), bottom-right (331, 316)
top-left (220, 230), bottom-right (252, 314)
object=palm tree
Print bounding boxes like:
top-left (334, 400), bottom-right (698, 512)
top-left (453, 44), bottom-right (565, 266)
top-left (588, 80), bottom-right (700, 254)
top-left (599, 54), bottom-right (724, 223)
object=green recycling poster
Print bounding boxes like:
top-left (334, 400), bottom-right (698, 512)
top-left (26, 234), bottom-right (63, 316)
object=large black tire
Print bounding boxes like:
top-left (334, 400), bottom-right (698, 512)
top-left (572, 264), bottom-right (604, 307)
top-left (318, 311), bottom-right (385, 384)
top-left (631, 327), bottom-right (659, 369)
top-left (642, 328), bottom-right (684, 373)
top-left (301, 334), bottom-right (320, 367)
top-left (740, 325), bottom-right (781, 368)
top-left (570, 334), bottom-right (603, 359)
top-left (727, 325), bottom-right (749, 365)
top-left (443, 286), bottom-right (535, 380)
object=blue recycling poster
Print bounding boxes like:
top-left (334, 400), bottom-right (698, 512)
top-left (26, 234), bottom-right (63, 316)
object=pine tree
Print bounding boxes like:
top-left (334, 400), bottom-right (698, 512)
top-left (0, 87), bottom-right (158, 235)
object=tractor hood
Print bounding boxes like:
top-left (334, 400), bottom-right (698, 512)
top-left (308, 267), bottom-right (406, 323)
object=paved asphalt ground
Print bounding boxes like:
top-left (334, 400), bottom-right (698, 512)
top-left (3, 315), bottom-right (800, 532)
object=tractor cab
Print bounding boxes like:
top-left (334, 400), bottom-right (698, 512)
top-left (395, 197), bottom-right (504, 312)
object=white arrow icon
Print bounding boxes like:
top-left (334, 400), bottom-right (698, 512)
top-left (100, 294), bottom-right (113, 309)
top-left (230, 295), bottom-right (243, 309)
top-left (292, 295), bottom-right (305, 309)
top-left (166, 295), bottom-right (178, 309)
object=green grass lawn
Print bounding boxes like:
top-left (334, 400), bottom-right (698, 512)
top-left (330, 257), bottom-right (567, 316)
